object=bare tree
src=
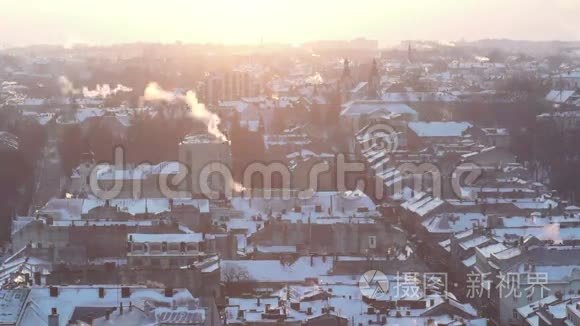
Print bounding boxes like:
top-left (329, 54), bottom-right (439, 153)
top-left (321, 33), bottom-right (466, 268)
top-left (221, 264), bottom-right (251, 283)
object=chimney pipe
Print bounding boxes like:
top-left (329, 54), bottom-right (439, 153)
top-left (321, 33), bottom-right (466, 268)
top-left (98, 287), bottom-right (105, 298)
top-left (48, 308), bottom-right (59, 326)
top-left (49, 286), bottom-right (58, 297)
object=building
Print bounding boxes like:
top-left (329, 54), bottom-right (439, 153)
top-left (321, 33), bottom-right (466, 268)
top-left (340, 100), bottom-right (418, 133)
top-left (223, 275), bottom-right (484, 325)
top-left (178, 133), bottom-right (233, 196)
top-left (200, 70), bottom-right (258, 106)
top-left (0, 286), bottom-right (213, 326)
top-left (474, 245), bottom-right (580, 325)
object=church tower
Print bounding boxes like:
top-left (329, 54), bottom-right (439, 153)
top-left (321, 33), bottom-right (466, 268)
top-left (339, 58), bottom-right (354, 102)
top-left (366, 59), bottom-right (381, 99)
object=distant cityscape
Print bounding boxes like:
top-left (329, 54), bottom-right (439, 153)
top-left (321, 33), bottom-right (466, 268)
top-left (1, 36), bottom-right (580, 326)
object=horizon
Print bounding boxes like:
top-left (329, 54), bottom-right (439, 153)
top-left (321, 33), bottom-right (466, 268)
top-left (1, 0), bottom-right (579, 48)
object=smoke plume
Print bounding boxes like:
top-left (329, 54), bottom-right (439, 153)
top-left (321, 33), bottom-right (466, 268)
top-left (83, 84), bottom-right (133, 98)
top-left (143, 82), bottom-right (227, 141)
top-left (305, 72), bottom-right (324, 85)
top-left (184, 91), bottom-right (228, 141)
top-left (475, 56), bottom-right (490, 63)
top-left (542, 223), bottom-right (562, 244)
top-left (58, 76), bottom-right (80, 96)
top-left (144, 82), bottom-right (177, 102)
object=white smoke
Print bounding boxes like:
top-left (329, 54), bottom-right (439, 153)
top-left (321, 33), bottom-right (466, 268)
top-left (59, 76), bottom-right (132, 98)
top-left (83, 84), bottom-right (133, 98)
top-left (184, 90), bottom-right (227, 142)
top-left (144, 82), bottom-right (178, 102)
top-left (58, 76), bottom-right (80, 96)
top-left (305, 72), bottom-right (323, 85)
top-left (233, 181), bottom-right (246, 192)
top-left (542, 223), bottom-right (562, 244)
top-left (475, 56), bottom-right (490, 63)
top-left (438, 40), bottom-right (456, 47)
top-left (143, 82), bottom-right (227, 141)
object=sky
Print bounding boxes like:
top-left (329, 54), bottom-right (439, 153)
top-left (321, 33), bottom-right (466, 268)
top-left (1, 0), bottom-right (579, 47)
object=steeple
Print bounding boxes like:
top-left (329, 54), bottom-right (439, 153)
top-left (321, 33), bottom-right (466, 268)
top-left (407, 41), bottom-right (413, 63)
top-left (339, 58), bottom-right (354, 102)
top-left (367, 59), bottom-right (380, 99)
top-left (341, 58), bottom-right (351, 80)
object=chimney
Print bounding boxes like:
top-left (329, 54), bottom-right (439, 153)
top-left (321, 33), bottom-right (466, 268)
top-left (98, 287), bottom-right (105, 298)
top-left (48, 308), bottom-right (59, 326)
top-left (129, 301), bottom-right (133, 312)
top-left (257, 297), bottom-right (261, 306)
top-left (119, 302), bottom-right (123, 315)
top-left (310, 255), bottom-right (314, 266)
top-left (121, 287), bottom-right (130, 298)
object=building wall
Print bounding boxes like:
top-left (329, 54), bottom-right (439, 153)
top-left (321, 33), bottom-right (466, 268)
top-left (250, 222), bottom-right (406, 255)
top-left (178, 140), bottom-right (232, 196)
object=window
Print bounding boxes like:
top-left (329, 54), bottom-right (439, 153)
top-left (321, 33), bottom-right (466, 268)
top-left (368, 236), bottom-right (377, 249)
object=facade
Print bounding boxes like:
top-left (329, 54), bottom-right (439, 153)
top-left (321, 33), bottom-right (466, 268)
top-left (178, 133), bottom-right (233, 196)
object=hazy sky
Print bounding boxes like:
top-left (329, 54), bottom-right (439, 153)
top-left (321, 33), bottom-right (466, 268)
top-left (1, 0), bottom-right (579, 47)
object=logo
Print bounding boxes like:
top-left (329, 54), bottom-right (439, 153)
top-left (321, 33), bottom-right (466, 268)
top-left (358, 270), bottom-right (389, 299)
top-left (358, 123), bottom-right (399, 155)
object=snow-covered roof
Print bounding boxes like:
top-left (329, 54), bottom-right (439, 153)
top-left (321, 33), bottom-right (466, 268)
top-left (422, 213), bottom-right (486, 234)
top-left (382, 92), bottom-right (460, 103)
top-left (221, 256), bottom-right (333, 283)
top-left (545, 90), bottom-right (576, 104)
top-left (18, 286), bottom-right (198, 326)
top-left (22, 111), bottom-right (55, 125)
top-left (0, 131), bottom-right (19, 151)
top-left (229, 190), bottom-right (379, 223)
top-left (128, 233), bottom-right (205, 243)
top-left (402, 194), bottom-right (445, 218)
top-left (408, 121), bottom-right (472, 137)
top-left (39, 197), bottom-right (209, 220)
top-left (340, 100), bottom-right (417, 117)
top-left (224, 278), bottom-right (481, 326)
